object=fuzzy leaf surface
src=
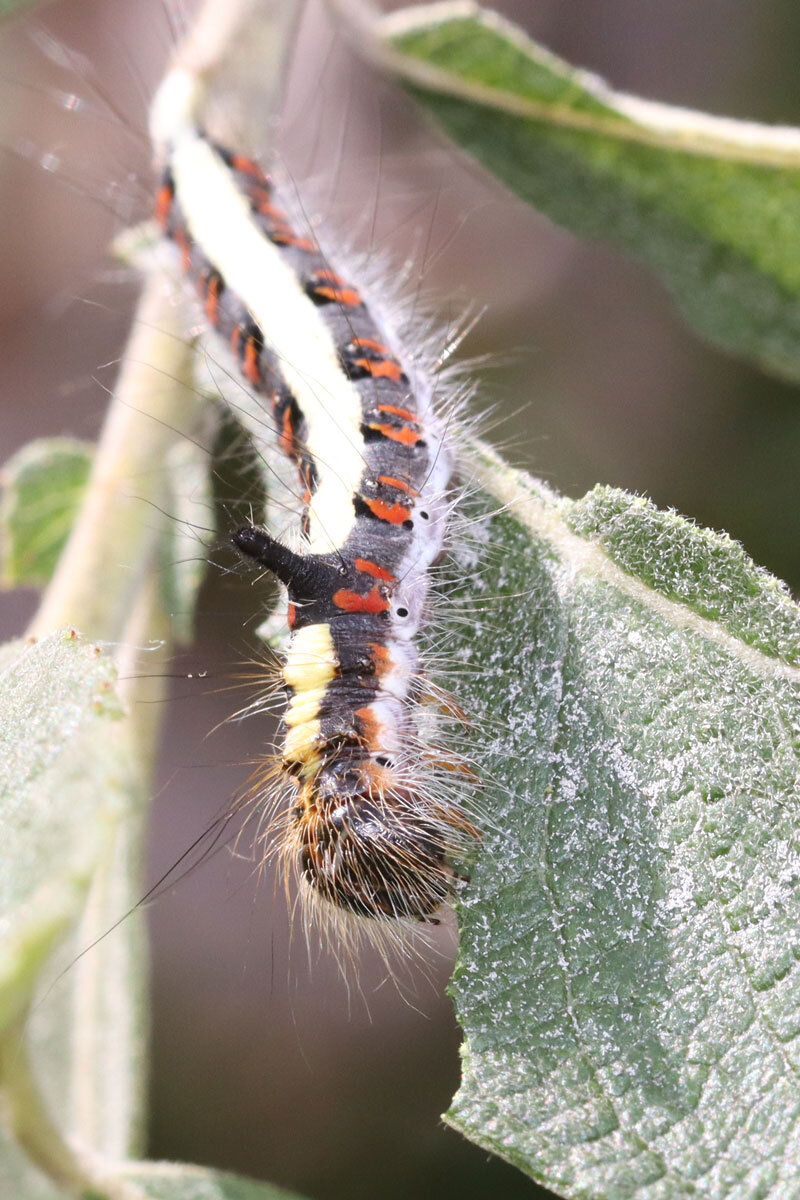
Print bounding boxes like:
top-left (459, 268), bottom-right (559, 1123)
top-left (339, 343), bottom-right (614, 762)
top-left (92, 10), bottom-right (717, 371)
top-left (119, 1161), bottom-right (309, 1200)
top-left (0, 439), bottom-right (93, 588)
top-left (0, 629), bottom-right (123, 1026)
top-left (383, 2), bottom-right (800, 383)
top-left (446, 448), bottom-right (800, 1198)
top-left (0, 630), bottom-right (146, 1190)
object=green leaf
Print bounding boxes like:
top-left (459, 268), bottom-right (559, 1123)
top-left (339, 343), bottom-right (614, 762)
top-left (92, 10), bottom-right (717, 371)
top-left (118, 1161), bottom-right (309, 1200)
top-left (1, 439), bottom-right (93, 589)
top-left (0, 1154), bottom-right (310, 1200)
top-left (445, 446), bottom-right (800, 1198)
top-left (0, 630), bottom-right (147, 1189)
top-left (0, 630), bottom-right (124, 1028)
top-left (381, 2), bottom-right (800, 383)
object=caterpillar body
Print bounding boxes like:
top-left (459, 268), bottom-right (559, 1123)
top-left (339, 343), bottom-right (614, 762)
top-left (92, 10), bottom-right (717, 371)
top-left (151, 70), bottom-right (478, 938)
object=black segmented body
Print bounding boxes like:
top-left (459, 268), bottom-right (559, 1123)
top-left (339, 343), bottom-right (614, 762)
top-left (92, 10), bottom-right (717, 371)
top-left (157, 137), bottom-right (472, 922)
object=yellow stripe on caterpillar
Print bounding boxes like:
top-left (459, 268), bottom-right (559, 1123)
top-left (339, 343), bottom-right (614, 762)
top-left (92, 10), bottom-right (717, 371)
top-left (283, 720), bottom-right (322, 767)
top-left (282, 624), bottom-right (337, 690)
top-left (284, 686), bottom-right (329, 729)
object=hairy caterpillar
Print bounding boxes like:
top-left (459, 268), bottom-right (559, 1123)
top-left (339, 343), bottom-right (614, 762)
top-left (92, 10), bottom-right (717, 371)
top-left (148, 62), bottom-right (480, 946)
top-left (0, 4), bottom-right (522, 1196)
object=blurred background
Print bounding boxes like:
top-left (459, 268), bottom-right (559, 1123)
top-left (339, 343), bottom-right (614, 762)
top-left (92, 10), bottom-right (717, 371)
top-left (1, 1), bottom-right (799, 1197)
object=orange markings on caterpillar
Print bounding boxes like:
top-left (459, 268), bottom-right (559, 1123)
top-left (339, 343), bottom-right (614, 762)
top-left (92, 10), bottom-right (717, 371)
top-left (155, 181), bottom-right (173, 228)
top-left (360, 497), bottom-right (413, 526)
top-left (254, 196), bottom-right (283, 219)
top-left (332, 587), bottom-right (390, 615)
top-left (300, 460), bottom-right (314, 490)
top-left (344, 338), bottom-right (407, 383)
top-left (378, 475), bottom-right (418, 496)
top-left (305, 269), bottom-right (363, 308)
top-left (270, 228), bottom-right (319, 254)
top-left (354, 706), bottom-right (382, 747)
top-left (377, 404), bottom-right (416, 421)
top-left (174, 227), bottom-right (192, 271)
top-left (367, 423), bottom-right (423, 447)
top-left (279, 406), bottom-right (296, 457)
top-left (230, 152), bottom-right (268, 182)
top-left (367, 642), bottom-right (393, 677)
top-left (355, 558), bottom-right (397, 583)
top-left (204, 272), bottom-right (223, 325)
top-left (316, 284), bottom-right (363, 307)
top-left (243, 335), bottom-right (262, 385)
top-left (353, 358), bottom-right (405, 382)
top-left (351, 338), bottom-right (392, 355)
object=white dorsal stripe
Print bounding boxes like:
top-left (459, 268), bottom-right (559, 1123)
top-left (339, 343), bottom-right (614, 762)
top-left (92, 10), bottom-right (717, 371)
top-left (169, 131), bottom-right (366, 553)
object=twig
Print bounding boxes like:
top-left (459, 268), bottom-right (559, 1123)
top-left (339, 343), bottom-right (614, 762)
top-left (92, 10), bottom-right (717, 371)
top-left (26, 270), bottom-right (202, 643)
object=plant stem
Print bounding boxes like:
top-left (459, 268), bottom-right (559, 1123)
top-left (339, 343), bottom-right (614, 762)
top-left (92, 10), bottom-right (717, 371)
top-left (27, 270), bottom-right (203, 644)
top-left (0, 1014), bottom-right (95, 1195)
top-left (0, 1013), bottom-right (147, 1200)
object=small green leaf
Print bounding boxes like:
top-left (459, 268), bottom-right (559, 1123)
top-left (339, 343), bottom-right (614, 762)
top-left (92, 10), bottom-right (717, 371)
top-left (119, 1160), bottom-right (309, 1200)
top-left (382, 2), bottom-right (800, 383)
top-left (1, 439), bottom-right (93, 589)
top-left (445, 447), bottom-right (800, 1198)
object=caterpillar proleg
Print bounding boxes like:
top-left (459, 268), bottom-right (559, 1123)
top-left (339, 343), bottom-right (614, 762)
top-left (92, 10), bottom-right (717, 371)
top-left (149, 57), bottom-right (480, 944)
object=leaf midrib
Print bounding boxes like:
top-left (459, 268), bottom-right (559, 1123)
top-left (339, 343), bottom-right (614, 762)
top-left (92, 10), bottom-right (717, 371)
top-left (373, 1), bottom-right (800, 170)
top-left (463, 443), bottom-right (800, 684)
